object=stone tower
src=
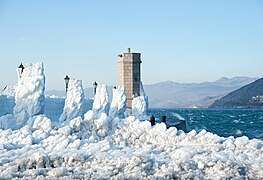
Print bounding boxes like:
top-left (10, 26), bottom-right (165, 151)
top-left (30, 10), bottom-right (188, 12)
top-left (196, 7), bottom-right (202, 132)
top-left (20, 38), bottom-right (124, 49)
top-left (117, 48), bottom-right (142, 108)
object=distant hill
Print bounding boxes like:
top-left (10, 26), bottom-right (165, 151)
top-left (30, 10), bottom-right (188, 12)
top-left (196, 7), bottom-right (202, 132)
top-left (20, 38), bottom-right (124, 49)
top-left (144, 76), bottom-right (257, 108)
top-left (45, 76), bottom-right (258, 108)
top-left (210, 77), bottom-right (263, 108)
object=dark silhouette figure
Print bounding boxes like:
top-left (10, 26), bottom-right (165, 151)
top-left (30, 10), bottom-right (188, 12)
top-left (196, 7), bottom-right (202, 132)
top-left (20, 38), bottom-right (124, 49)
top-left (150, 115), bottom-right (155, 126)
top-left (161, 115), bottom-right (166, 124)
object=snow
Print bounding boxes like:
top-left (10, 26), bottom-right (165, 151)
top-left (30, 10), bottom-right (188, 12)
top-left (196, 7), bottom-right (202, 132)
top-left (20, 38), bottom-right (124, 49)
top-left (1, 85), bottom-right (16, 96)
top-left (132, 96), bottom-right (148, 118)
top-left (0, 114), bottom-right (16, 130)
top-left (1, 63), bottom-right (263, 178)
top-left (59, 79), bottom-right (85, 124)
top-left (13, 62), bottom-right (45, 128)
top-left (132, 82), bottom-right (149, 119)
top-left (0, 113), bottom-right (263, 179)
top-left (92, 84), bottom-right (110, 117)
top-left (109, 86), bottom-right (126, 118)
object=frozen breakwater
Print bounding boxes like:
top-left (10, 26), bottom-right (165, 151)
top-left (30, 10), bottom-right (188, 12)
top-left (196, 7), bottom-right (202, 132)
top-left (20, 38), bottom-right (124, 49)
top-left (0, 114), bottom-right (263, 179)
top-left (0, 62), bottom-right (263, 179)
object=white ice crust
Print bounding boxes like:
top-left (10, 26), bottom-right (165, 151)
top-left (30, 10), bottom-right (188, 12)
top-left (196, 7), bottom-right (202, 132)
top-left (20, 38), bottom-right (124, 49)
top-left (0, 113), bottom-right (263, 179)
top-left (132, 83), bottom-right (148, 119)
top-left (1, 85), bottom-right (16, 96)
top-left (0, 114), bottom-right (16, 130)
top-left (92, 84), bottom-right (109, 117)
top-left (13, 62), bottom-right (45, 128)
top-left (59, 79), bottom-right (85, 124)
top-left (109, 86), bottom-right (126, 118)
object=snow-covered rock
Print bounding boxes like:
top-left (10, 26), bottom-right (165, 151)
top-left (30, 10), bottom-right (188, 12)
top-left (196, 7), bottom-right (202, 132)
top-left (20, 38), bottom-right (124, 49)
top-left (59, 79), bottom-right (85, 124)
top-left (13, 62), bottom-right (45, 128)
top-left (109, 86), bottom-right (126, 119)
top-left (92, 84), bottom-right (109, 117)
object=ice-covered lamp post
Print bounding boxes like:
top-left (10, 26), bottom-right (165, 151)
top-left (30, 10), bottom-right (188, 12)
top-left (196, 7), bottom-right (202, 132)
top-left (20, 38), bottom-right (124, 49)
top-left (18, 63), bottom-right (24, 78)
top-left (93, 81), bottom-right (98, 95)
top-left (64, 75), bottom-right (70, 92)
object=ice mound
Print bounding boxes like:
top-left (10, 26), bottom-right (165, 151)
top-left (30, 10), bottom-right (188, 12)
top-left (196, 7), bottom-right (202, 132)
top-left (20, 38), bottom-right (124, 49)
top-left (0, 114), bottom-right (263, 179)
top-left (109, 86), bottom-right (126, 118)
top-left (132, 96), bottom-right (148, 119)
top-left (92, 84), bottom-right (109, 117)
top-left (132, 82), bottom-right (149, 119)
top-left (59, 79), bottom-right (85, 124)
top-left (13, 62), bottom-right (45, 128)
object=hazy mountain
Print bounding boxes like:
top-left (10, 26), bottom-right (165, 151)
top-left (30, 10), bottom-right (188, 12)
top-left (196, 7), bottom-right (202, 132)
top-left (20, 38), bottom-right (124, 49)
top-left (210, 77), bottom-right (263, 108)
top-left (214, 76), bottom-right (258, 87)
top-left (45, 77), bottom-right (258, 108)
top-left (44, 90), bottom-right (67, 98)
top-left (144, 76), bottom-right (258, 108)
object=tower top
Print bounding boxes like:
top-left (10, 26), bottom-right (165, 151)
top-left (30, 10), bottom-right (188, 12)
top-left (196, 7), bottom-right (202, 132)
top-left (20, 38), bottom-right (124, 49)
top-left (128, 47), bottom-right (131, 53)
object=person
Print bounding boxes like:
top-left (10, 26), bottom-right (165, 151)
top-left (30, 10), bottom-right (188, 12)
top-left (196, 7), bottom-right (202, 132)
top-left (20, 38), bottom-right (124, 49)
top-left (161, 115), bottom-right (166, 124)
top-left (150, 115), bottom-right (155, 126)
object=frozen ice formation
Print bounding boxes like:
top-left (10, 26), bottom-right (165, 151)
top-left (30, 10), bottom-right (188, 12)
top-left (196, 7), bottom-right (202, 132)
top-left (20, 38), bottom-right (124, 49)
top-left (109, 86), bottom-right (126, 118)
top-left (13, 62), bottom-right (45, 128)
top-left (132, 96), bottom-right (148, 118)
top-left (132, 82), bottom-right (149, 119)
top-left (92, 84), bottom-right (109, 117)
top-left (0, 114), bottom-right (263, 179)
top-left (1, 85), bottom-right (16, 96)
top-left (59, 79), bottom-right (85, 124)
top-left (0, 114), bottom-right (16, 130)
top-left (1, 63), bottom-right (263, 179)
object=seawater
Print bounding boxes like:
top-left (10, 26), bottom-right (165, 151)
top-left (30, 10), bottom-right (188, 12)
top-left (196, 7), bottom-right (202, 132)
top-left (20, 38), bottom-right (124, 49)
top-left (148, 108), bottom-right (263, 139)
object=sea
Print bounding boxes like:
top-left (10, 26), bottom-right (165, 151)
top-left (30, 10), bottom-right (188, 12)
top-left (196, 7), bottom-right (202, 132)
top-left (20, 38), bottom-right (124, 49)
top-left (148, 108), bottom-right (263, 140)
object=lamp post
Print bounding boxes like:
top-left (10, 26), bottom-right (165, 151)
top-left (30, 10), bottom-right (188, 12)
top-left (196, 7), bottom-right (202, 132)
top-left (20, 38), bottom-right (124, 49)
top-left (64, 75), bottom-right (70, 92)
top-left (93, 81), bottom-right (98, 95)
top-left (18, 63), bottom-right (24, 78)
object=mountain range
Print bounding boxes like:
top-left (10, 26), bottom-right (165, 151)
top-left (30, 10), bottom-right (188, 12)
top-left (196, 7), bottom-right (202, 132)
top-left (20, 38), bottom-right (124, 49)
top-left (210, 77), bottom-right (263, 108)
top-left (45, 76), bottom-right (258, 108)
top-left (143, 76), bottom-right (257, 108)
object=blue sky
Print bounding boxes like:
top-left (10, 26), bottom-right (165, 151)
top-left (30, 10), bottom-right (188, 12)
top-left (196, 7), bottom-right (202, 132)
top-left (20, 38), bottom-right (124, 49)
top-left (0, 0), bottom-right (263, 90)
